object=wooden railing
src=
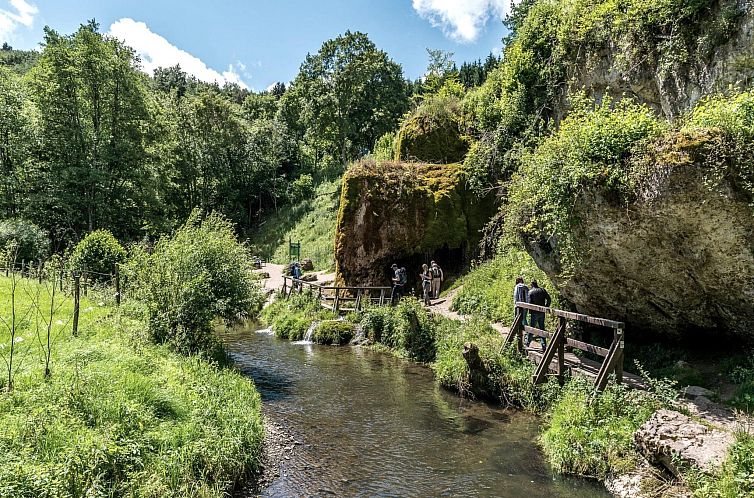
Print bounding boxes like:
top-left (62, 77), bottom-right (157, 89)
top-left (281, 276), bottom-right (392, 313)
top-left (503, 302), bottom-right (626, 391)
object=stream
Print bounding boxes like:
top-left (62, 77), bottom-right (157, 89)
top-left (220, 324), bottom-right (609, 497)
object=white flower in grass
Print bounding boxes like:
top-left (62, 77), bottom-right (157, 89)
top-left (56, 320), bottom-right (64, 325)
top-left (13, 337), bottom-right (23, 343)
top-left (98, 302), bottom-right (105, 307)
top-left (84, 307), bottom-right (94, 313)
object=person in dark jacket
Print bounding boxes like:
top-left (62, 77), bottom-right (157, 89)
top-left (513, 277), bottom-right (529, 326)
top-left (527, 279), bottom-right (551, 351)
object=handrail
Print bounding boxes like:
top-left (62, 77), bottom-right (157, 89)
top-left (515, 302), bottom-right (624, 329)
top-left (281, 276), bottom-right (392, 312)
top-left (506, 303), bottom-right (625, 390)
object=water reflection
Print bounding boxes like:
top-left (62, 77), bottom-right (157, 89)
top-left (220, 323), bottom-right (608, 498)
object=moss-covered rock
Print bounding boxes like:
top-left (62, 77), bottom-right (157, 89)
top-left (335, 160), bottom-right (494, 287)
top-left (395, 111), bottom-right (469, 164)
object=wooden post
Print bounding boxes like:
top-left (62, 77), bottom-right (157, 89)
top-left (318, 286), bottom-right (322, 302)
top-left (615, 327), bottom-right (624, 385)
top-left (282, 276), bottom-right (287, 296)
top-left (72, 271), bottom-right (80, 336)
top-left (38, 261), bottom-right (44, 284)
top-left (355, 289), bottom-right (363, 311)
top-left (532, 320), bottom-right (565, 385)
top-left (114, 263), bottom-right (121, 306)
top-left (502, 313), bottom-right (522, 350)
top-left (334, 288), bottom-right (340, 313)
top-left (557, 316), bottom-right (566, 384)
top-left (59, 269), bottom-right (64, 293)
top-left (379, 288), bottom-right (385, 306)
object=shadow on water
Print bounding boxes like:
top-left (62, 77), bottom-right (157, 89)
top-left (220, 322), bottom-right (609, 498)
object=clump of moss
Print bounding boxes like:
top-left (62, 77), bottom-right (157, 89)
top-left (261, 292), bottom-right (336, 340)
top-left (313, 320), bottom-right (355, 345)
top-left (395, 80), bottom-right (469, 164)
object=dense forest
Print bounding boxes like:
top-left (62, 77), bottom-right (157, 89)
top-left (0, 21), bottom-right (499, 252)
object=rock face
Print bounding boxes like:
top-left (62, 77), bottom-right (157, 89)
top-left (527, 131), bottom-right (754, 338)
top-left (634, 408), bottom-right (735, 476)
top-left (562, 0), bottom-right (754, 120)
top-left (335, 160), bottom-right (494, 286)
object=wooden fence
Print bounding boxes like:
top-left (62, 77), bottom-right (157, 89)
top-left (503, 302), bottom-right (638, 390)
top-left (281, 276), bottom-right (392, 313)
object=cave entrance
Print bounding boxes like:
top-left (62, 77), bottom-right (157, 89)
top-left (383, 244), bottom-right (468, 298)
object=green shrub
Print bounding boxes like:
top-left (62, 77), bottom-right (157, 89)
top-left (540, 379), bottom-right (658, 479)
top-left (360, 299), bottom-right (436, 362)
top-left (69, 229), bottom-right (126, 281)
top-left (289, 173), bottom-right (315, 203)
top-left (129, 211), bottom-right (261, 354)
top-left (0, 218), bottom-right (50, 264)
top-left (261, 292), bottom-right (336, 340)
top-left (686, 430), bottom-right (754, 497)
top-left (313, 320), bottom-right (355, 345)
top-left (372, 131), bottom-right (396, 161)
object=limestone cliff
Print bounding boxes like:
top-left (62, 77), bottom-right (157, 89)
top-left (562, 0), bottom-right (754, 120)
top-left (335, 161), bottom-right (494, 286)
top-left (525, 130), bottom-right (754, 338)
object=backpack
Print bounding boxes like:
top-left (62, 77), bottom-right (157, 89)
top-left (431, 266), bottom-right (441, 278)
top-left (397, 267), bottom-right (407, 285)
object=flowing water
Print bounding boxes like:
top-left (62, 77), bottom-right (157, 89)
top-left (221, 324), bottom-right (609, 498)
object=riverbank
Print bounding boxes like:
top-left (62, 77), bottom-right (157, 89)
top-left (259, 291), bottom-right (754, 497)
top-left (0, 276), bottom-right (264, 497)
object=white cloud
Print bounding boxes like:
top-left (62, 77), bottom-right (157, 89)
top-left (0, 0), bottom-right (38, 43)
top-left (412, 0), bottom-right (512, 43)
top-left (108, 18), bottom-right (249, 89)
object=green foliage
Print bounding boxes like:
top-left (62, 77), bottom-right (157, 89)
top-left (451, 244), bottom-right (556, 323)
top-left (249, 179), bottom-right (340, 270)
top-left (541, 379), bottom-right (658, 479)
top-left (68, 229), bottom-right (126, 279)
top-left (396, 80), bottom-right (469, 164)
top-left (506, 98), bottom-right (665, 276)
top-left (313, 320), bottom-right (355, 345)
top-left (280, 30), bottom-right (409, 165)
top-left (128, 212), bottom-right (261, 354)
top-left (686, 430), bottom-right (754, 497)
top-left (0, 218), bottom-right (50, 263)
top-left (0, 275), bottom-right (263, 497)
top-left (359, 299), bottom-right (436, 362)
top-left (288, 173), bottom-right (314, 203)
top-left (261, 292), bottom-right (335, 340)
top-left (372, 131), bottom-right (396, 161)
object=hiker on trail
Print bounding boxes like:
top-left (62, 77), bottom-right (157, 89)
top-left (513, 277), bottom-right (529, 327)
top-left (390, 263), bottom-right (407, 305)
top-left (292, 262), bottom-right (302, 279)
top-left (527, 279), bottom-right (551, 351)
top-left (430, 261), bottom-right (444, 299)
top-left (420, 264), bottom-right (432, 306)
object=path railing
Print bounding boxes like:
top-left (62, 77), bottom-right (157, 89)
top-left (503, 302), bottom-right (629, 390)
top-left (281, 276), bottom-right (392, 313)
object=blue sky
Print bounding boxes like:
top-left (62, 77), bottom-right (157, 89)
top-left (1, 0), bottom-right (511, 91)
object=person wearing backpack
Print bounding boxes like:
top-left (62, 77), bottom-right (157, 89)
top-left (430, 260), bottom-right (444, 299)
top-left (390, 263), bottom-right (407, 305)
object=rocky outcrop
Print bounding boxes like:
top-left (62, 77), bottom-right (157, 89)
top-left (527, 130), bottom-right (754, 338)
top-left (335, 160), bottom-right (494, 286)
top-left (634, 408), bottom-right (735, 476)
top-left (562, 0), bottom-right (754, 120)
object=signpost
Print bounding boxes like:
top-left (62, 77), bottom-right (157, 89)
top-left (289, 238), bottom-right (301, 261)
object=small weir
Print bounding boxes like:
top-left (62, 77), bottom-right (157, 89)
top-left (221, 323), bottom-right (609, 498)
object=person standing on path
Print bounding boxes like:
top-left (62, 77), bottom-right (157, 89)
top-left (527, 279), bottom-right (551, 351)
top-left (420, 264), bottom-right (432, 306)
top-left (390, 263), bottom-right (406, 305)
top-left (430, 261), bottom-right (444, 299)
top-left (513, 277), bottom-right (529, 328)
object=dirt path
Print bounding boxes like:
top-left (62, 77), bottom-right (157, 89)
top-left (256, 263), bottom-right (286, 294)
top-left (428, 285), bottom-right (510, 335)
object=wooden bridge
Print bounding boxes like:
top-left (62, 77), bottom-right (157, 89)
top-left (503, 302), bottom-right (644, 390)
top-left (281, 276), bottom-right (392, 313)
top-left (279, 276), bottom-right (641, 390)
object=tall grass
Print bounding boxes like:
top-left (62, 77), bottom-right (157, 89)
top-left (0, 276), bottom-right (264, 497)
top-left (249, 179), bottom-right (340, 271)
